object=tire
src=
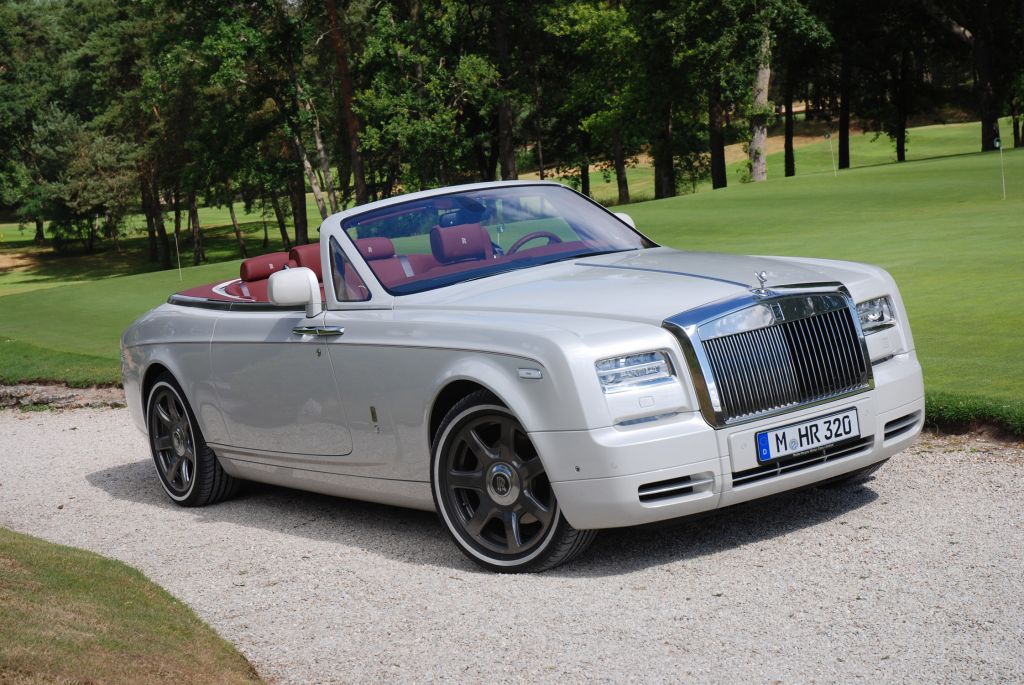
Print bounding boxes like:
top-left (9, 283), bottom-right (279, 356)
top-left (146, 373), bottom-right (239, 507)
top-left (819, 458), bottom-right (890, 489)
top-left (430, 390), bottom-right (596, 573)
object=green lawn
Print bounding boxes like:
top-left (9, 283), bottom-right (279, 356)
top-left (1, 119), bottom-right (1021, 431)
top-left (0, 527), bottom-right (261, 684)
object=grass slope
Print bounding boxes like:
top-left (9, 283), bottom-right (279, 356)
top-left (0, 527), bottom-right (261, 684)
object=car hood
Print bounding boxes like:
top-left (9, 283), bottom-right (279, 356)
top-left (397, 247), bottom-right (856, 325)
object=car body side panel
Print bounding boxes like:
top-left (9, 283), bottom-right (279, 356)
top-left (122, 305), bottom-right (225, 442)
top-left (208, 310), bottom-right (355, 459)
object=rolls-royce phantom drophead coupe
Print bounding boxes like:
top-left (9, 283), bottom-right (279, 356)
top-left (122, 181), bottom-right (924, 572)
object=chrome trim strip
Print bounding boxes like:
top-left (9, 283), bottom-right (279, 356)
top-left (167, 294), bottom-right (307, 312)
top-left (575, 261), bottom-right (750, 288)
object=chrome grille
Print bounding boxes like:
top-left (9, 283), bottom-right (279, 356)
top-left (703, 307), bottom-right (868, 423)
top-left (663, 286), bottom-right (873, 428)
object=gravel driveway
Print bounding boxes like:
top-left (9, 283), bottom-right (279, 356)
top-left (2, 407), bottom-right (1022, 683)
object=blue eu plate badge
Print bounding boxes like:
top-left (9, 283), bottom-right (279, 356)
top-left (756, 433), bottom-right (772, 462)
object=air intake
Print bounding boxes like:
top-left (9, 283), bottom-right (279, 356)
top-left (884, 411), bottom-right (921, 441)
top-left (638, 473), bottom-right (714, 503)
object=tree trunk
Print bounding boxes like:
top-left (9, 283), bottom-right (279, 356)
top-left (612, 134), bottom-right (629, 205)
top-left (579, 161), bottom-right (590, 197)
top-left (748, 32), bottom-right (771, 182)
top-left (172, 188), bottom-right (182, 245)
top-left (1013, 114), bottom-right (1022, 148)
top-left (894, 51), bottom-right (910, 163)
top-left (493, 1), bottom-right (517, 180)
top-left (653, 100), bottom-right (675, 199)
top-left (188, 191), bottom-right (205, 265)
top-left (296, 135), bottom-right (328, 221)
top-left (533, 70), bottom-right (545, 180)
top-left (225, 179), bottom-right (248, 258)
top-left (308, 100), bottom-right (339, 213)
top-left (838, 51), bottom-right (851, 169)
top-left (784, 74), bottom-right (795, 177)
top-left (709, 83), bottom-right (727, 190)
top-left (325, 0), bottom-right (368, 205)
top-left (150, 179), bottom-right (172, 269)
top-left (261, 195), bottom-right (270, 248)
top-left (141, 176), bottom-right (158, 262)
top-left (269, 190), bottom-right (292, 251)
top-left (33, 217), bottom-right (44, 244)
top-left (973, 37), bottom-right (1000, 151)
top-left (288, 167), bottom-right (309, 246)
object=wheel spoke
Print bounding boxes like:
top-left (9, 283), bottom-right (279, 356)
top-left (447, 469), bottom-right (484, 491)
top-left (502, 511), bottom-right (523, 552)
top-left (497, 420), bottom-right (515, 461)
top-left (165, 456), bottom-right (183, 484)
top-left (520, 491), bottom-right (553, 526)
top-left (464, 428), bottom-right (497, 461)
top-left (464, 500), bottom-right (497, 537)
top-left (518, 457), bottom-right (545, 483)
top-left (168, 397), bottom-right (181, 420)
top-left (153, 435), bottom-right (173, 452)
top-left (155, 402), bottom-right (173, 426)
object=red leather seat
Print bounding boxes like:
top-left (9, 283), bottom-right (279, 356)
top-left (356, 237), bottom-right (441, 288)
top-left (240, 252), bottom-right (294, 282)
top-left (289, 243), bottom-right (322, 281)
top-left (430, 223), bottom-right (493, 264)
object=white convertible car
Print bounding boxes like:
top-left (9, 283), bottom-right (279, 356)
top-left (122, 181), bottom-right (924, 572)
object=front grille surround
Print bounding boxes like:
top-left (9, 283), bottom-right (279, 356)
top-left (664, 284), bottom-right (874, 428)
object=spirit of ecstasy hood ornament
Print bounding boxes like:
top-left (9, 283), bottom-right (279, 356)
top-left (751, 270), bottom-right (771, 296)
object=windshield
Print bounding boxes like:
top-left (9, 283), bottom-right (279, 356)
top-left (342, 184), bottom-right (654, 295)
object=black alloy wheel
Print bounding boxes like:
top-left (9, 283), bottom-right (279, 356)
top-left (431, 390), bottom-right (595, 572)
top-left (146, 373), bottom-right (239, 507)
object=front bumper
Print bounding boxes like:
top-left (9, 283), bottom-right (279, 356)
top-left (534, 351), bottom-right (924, 530)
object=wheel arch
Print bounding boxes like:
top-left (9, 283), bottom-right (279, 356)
top-left (142, 361), bottom-right (173, 412)
top-left (425, 355), bottom-right (554, 451)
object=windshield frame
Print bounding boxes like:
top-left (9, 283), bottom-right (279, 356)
top-left (339, 183), bottom-right (658, 296)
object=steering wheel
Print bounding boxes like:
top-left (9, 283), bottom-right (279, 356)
top-left (506, 231), bottom-right (563, 255)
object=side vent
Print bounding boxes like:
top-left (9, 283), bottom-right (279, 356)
top-left (884, 411), bottom-right (921, 441)
top-left (638, 472), bottom-right (714, 503)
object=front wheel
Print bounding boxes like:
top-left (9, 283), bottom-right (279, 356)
top-left (431, 390), bottom-right (596, 572)
top-left (147, 374), bottom-right (239, 507)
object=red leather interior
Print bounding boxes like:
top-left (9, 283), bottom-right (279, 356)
top-left (355, 237), bottom-right (396, 260)
top-left (430, 223), bottom-right (493, 263)
top-left (288, 244), bottom-right (322, 281)
top-left (240, 252), bottom-right (293, 282)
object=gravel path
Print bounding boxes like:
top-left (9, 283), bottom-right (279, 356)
top-left (2, 407), bottom-right (1022, 683)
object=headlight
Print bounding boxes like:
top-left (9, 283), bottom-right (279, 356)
top-left (857, 296), bottom-right (896, 334)
top-left (595, 350), bottom-right (675, 393)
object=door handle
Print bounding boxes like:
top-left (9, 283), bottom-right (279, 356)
top-left (292, 326), bottom-right (345, 337)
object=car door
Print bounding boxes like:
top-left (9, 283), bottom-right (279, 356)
top-left (209, 308), bottom-right (354, 460)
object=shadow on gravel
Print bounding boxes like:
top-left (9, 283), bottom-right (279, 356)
top-left (561, 483), bottom-right (880, 578)
top-left (87, 455), bottom-right (879, 574)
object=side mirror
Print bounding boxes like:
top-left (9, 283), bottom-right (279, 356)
top-left (268, 267), bottom-right (322, 318)
top-left (614, 212), bottom-right (636, 229)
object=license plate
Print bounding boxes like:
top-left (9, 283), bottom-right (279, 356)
top-left (756, 409), bottom-right (860, 463)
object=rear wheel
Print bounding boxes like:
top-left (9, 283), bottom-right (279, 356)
top-left (431, 390), bottom-right (595, 572)
top-left (147, 374), bottom-right (239, 507)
